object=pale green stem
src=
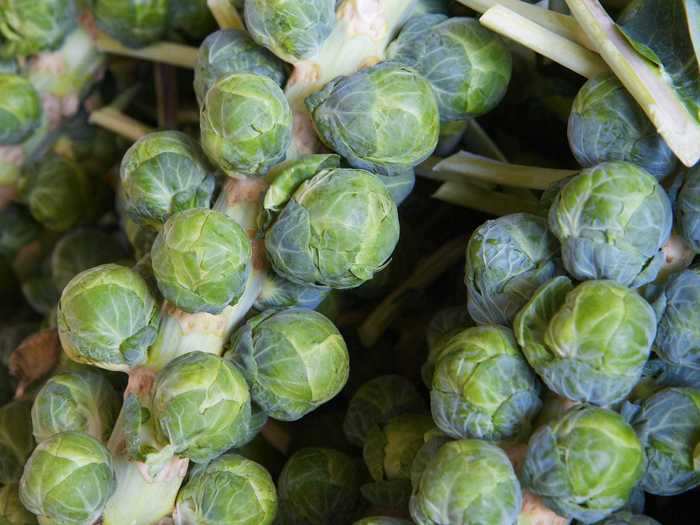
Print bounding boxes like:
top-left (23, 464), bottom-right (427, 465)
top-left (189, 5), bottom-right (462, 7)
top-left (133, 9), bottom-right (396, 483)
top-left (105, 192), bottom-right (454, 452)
top-left (207, 0), bottom-right (245, 30)
top-left (95, 32), bottom-right (198, 68)
top-left (89, 107), bottom-right (154, 142)
top-left (432, 180), bottom-right (542, 215)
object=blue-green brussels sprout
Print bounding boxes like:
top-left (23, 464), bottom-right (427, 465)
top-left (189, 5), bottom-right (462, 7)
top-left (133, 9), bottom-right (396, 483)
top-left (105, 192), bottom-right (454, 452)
top-left (50, 229), bottom-right (128, 291)
top-left (167, 0), bottom-right (216, 42)
top-left (630, 387), bottom-right (700, 495)
top-left (0, 0), bottom-right (76, 57)
top-left (120, 131), bottom-right (215, 229)
top-left (227, 308), bottom-right (349, 421)
top-left (147, 352), bottom-right (252, 463)
top-left (194, 29), bottom-right (287, 106)
top-left (277, 447), bottom-right (361, 525)
top-left (597, 512), bottom-right (660, 525)
top-left (174, 453), bottom-right (277, 525)
top-left (93, 0), bottom-right (169, 48)
top-left (641, 358), bottom-right (700, 391)
top-left (568, 74), bottom-right (676, 180)
top-left (18, 155), bottom-right (99, 232)
top-left (343, 375), bottom-right (425, 447)
top-left (0, 401), bottom-right (34, 485)
top-left (31, 370), bottom-right (121, 443)
top-left (265, 168), bottom-right (400, 288)
top-left (430, 325), bottom-right (542, 441)
top-left (0, 204), bottom-right (40, 260)
top-left (255, 270), bottom-right (330, 311)
top-left (0, 483), bottom-right (36, 525)
top-left (0, 74), bottom-right (41, 145)
top-left (388, 16), bottom-right (512, 120)
top-left (151, 208), bottom-right (252, 314)
top-left (244, 0), bottom-right (335, 63)
top-left (200, 73), bottom-right (292, 176)
top-left (410, 439), bottom-right (522, 525)
top-left (548, 161), bottom-right (672, 287)
top-left (514, 277), bottom-right (656, 406)
top-left (465, 213), bottom-right (562, 326)
top-left (57, 264), bottom-right (160, 372)
top-left (676, 164), bottom-right (700, 253)
top-left (306, 62), bottom-right (440, 176)
top-left (523, 405), bottom-right (645, 523)
top-left (652, 267), bottom-right (700, 369)
top-left (19, 432), bottom-right (116, 525)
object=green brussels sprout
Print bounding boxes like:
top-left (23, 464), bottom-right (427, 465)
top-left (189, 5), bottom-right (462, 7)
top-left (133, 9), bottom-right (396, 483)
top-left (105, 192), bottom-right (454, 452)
top-left (568, 74), bottom-right (676, 180)
top-left (227, 308), bottom-right (349, 421)
top-left (50, 229), bottom-right (128, 291)
top-left (93, 0), bottom-right (169, 48)
top-left (57, 264), bottom-right (160, 372)
top-left (149, 352), bottom-right (252, 463)
top-left (31, 370), bottom-right (121, 443)
top-left (277, 447), bottom-right (361, 525)
top-left (465, 213), bottom-right (562, 326)
top-left (194, 29), bottom-right (287, 106)
top-left (265, 168), bottom-right (400, 288)
top-left (19, 431), bottom-right (116, 525)
top-left (244, 0), bottom-right (335, 63)
top-left (364, 414), bottom-right (434, 482)
top-left (548, 161), bottom-right (673, 287)
top-left (0, 204), bottom-right (40, 260)
top-left (119, 131), bottom-right (215, 229)
top-left (0, 401), bottom-right (34, 485)
top-left (343, 375), bottom-right (425, 447)
top-left (524, 405), bottom-right (645, 523)
top-left (0, 483), bottom-right (36, 525)
top-left (676, 164), bottom-right (700, 253)
top-left (0, 74), bottom-right (41, 145)
top-left (306, 62), bottom-right (440, 176)
top-left (630, 387), bottom-right (700, 495)
top-left (174, 453), bottom-right (277, 525)
top-left (151, 208), bottom-right (252, 314)
top-left (0, 0), bottom-right (76, 57)
top-left (410, 439), bottom-right (522, 525)
top-left (167, 0), bottom-right (216, 42)
top-left (388, 16), bottom-right (512, 120)
top-left (514, 277), bottom-right (656, 406)
top-left (652, 267), bottom-right (700, 369)
top-left (597, 512), bottom-right (660, 525)
top-left (430, 325), bottom-right (542, 441)
top-left (255, 270), bottom-right (330, 311)
top-left (18, 155), bottom-right (98, 233)
top-left (200, 73), bottom-right (292, 176)
top-left (354, 520), bottom-right (412, 525)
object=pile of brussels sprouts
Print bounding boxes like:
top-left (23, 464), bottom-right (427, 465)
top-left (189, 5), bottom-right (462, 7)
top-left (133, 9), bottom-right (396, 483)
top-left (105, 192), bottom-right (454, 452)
top-left (0, 0), bottom-right (699, 524)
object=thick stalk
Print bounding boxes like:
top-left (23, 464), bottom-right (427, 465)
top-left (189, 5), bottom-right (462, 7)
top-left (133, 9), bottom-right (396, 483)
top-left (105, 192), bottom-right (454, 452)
top-left (94, 32), bottom-right (198, 68)
top-left (431, 180), bottom-right (542, 215)
top-left (208, 0), bottom-right (245, 30)
top-left (89, 107), bottom-right (154, 141)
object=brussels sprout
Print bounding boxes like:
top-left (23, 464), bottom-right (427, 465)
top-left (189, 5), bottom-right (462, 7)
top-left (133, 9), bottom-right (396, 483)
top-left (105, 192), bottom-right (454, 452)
top-left (50, 229), bottom-right (128, 291)
top-left (410, 439), bottom-right (522, 525)
top-left (255, 270), bottom-right (330, 311)
top-left (174, 453), bottom-right (277, 525)
top-left (548, 162), bottom-right (672, 287)
top-left (514, 277), bottom-right (656, 406)
top-left (388, 16), bottom-right (512, 120)
top-left (676, 164), bottom-right (700, 253)
top-left (354, 519), bottom-right (412, 525)
top-left (0, 204), bottom-right (40, 260)
top-left (119, 131), bottom-right (215, 229)
top-left (151, 208), bottom-right (252, 314)
top-left (57, 264), bottom-right (160, 372)
top-left (0, 74), bottom-right (41, 145)
top-left (652, 267), bottom-right (700, 369)
top-left (227, 308), bottom-right (348, 421)
top-left (244, 0), bottom-right (335, 63)
top-left (343, 375), bottom-right (425, 447)
top-left (630, 387), bottom-right (700, 495)
top-left (200, 73), bottom-right (292, 176)
top-left (0, 401), bottom-right (34, 484)
top-left (0, 484), bottom-right (37, 525)
top-left (265, 168), bottom-right (400, 288)
top-left (194, 29), bottom-right (287, 106)
top-left (31, 370), bottom-right (120, 443)
top-left (18, 155), bottom-right (99, 233)
top-left (168, 0), bottom-right (216, 42)
top-left (523, 405), bottom-right (645, 522)
top-left (133, 352), bottom-right (251, 464)
top-left (430, 325), bottom-right (542, 441)
top-left (19, 432), bottom-right (116, 525)
top-left (568, 74), bottom-right (676, 180)
top-left (0, 0), bottom-right (76, 57)
top-left (465, 213), bottom-right (562, 326)
top-left (277, 447), bottom-right (361, 525)
top-left (597, 512), bottom-right (661, 525)
top-left (306, 62), bottom-right (440, 176)
top-left (93, 0), bottom-right (169, 48)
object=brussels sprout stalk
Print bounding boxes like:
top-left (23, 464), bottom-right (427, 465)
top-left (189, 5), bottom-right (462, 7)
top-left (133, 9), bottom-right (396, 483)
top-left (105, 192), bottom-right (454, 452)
top-left (94, 32), bottom-right (199, 68)
top-left (207, 0), bottom-right (244, 30)
top-left (432, 179), bottom-right (542, 215)
top-left (89, 107), bottom-right (154, 141)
